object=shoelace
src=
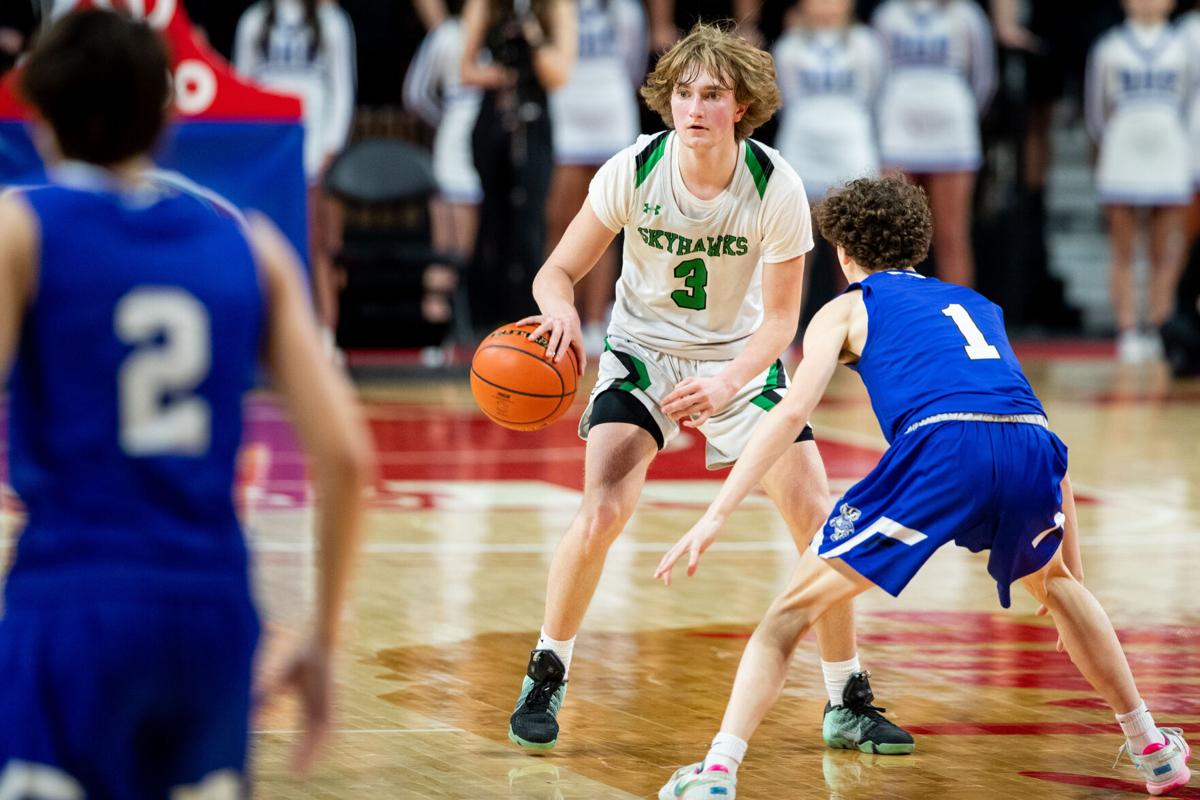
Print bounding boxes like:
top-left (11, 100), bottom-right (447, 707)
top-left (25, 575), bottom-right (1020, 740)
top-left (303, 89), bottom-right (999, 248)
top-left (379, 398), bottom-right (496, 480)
top-left (848, 699), bottom-right (891, 724)
top-left (1113, 727), bottom-right (1184, 769)
top-left (522, 678), bottom-right (563, 712)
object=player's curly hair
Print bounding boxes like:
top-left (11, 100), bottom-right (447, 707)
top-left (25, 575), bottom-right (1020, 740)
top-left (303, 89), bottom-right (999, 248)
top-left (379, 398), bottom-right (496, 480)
top-left (640, 22), bottom-right (781, 141)
top-left (814, 177), bottom-right (934, 270)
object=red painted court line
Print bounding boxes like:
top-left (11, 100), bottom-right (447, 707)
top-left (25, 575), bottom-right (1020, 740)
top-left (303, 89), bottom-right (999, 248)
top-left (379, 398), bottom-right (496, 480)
top-left (910, 722), bottom-right (1200, 736)
top-left (1021, 771), bottom-right (1200, 797)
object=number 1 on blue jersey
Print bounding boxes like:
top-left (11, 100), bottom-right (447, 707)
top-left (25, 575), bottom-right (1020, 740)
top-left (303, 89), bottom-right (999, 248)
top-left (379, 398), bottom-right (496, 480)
top-left (942, 304), bottom-right (1000, 361)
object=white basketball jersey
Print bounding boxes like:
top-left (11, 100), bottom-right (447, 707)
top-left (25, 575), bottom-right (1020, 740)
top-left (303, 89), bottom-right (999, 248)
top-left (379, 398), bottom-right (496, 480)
top-left (772, 25), bottom-right (883, 199)
top-left (589, 132), bottom-right (813, 360)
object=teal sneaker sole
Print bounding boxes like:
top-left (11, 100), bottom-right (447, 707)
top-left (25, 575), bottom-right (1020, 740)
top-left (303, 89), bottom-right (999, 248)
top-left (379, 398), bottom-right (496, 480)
top-left (508, 726), bottom-right (557, 751)
top-left (825, 736), bottom-right (914, 755)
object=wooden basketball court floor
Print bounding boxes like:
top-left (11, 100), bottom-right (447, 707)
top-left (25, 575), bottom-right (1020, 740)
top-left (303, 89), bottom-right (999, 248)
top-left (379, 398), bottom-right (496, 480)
top-left (41, 345), bottom-right (1200, 798)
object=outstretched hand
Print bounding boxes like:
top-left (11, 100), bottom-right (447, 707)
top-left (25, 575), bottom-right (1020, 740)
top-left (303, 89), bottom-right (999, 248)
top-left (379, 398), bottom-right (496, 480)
top-left (256, 641), bottom-right (334, 773)
top-left (654, 514), bottom-right (725, 585)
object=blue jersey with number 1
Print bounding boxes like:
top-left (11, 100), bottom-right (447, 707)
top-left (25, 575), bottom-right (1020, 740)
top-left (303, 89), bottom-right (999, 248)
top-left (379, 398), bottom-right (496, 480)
top-left (6, 164), bottom-right (265, 602)
top-left (847, 270), bottom-right (1045, 443)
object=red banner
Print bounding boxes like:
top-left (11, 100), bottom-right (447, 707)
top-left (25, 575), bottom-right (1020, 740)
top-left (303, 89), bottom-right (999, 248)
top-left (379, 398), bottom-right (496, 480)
top-left (0, 0), bottom-right (302, 121)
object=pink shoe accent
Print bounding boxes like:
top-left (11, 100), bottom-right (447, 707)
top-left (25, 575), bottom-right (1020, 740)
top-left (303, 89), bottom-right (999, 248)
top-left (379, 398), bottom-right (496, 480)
top-left (1146, 764), bottom-right (1191, 797)
top-left (1142, 737), bottom-right (1170, 756)
top-left (707, 765), bottom-right (729, 773)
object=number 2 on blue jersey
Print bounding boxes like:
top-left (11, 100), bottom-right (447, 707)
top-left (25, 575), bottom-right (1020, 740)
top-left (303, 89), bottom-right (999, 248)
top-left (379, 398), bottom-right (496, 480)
top-left (942, 303), bottom-right (1000, 361)
top-left (115, 288), bottom-right (213, 456)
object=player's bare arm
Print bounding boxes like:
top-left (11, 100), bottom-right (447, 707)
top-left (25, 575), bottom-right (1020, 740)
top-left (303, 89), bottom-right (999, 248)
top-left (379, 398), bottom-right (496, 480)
top-left (660, 254), bottom-right (807, 428)
top-left (655, 293), bottom-right (855, 584)
top-left (250, 212), bottom-right (374, 771)
top-left (522, 202), bottom-right (617, 373)
top-left (0, 194), bottom-right (37, 375)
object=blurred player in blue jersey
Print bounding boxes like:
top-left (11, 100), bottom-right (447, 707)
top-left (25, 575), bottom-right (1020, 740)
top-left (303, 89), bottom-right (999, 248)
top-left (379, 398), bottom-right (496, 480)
top-left (0, 9), bottom-right (372, 798)
top-left (654, 177), bottom-right (1192, 799)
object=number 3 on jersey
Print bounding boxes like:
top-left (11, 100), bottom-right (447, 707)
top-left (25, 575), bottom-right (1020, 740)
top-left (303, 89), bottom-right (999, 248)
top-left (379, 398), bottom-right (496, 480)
top-left (116, 288), bottom-right (213, 456)
top-left (671, 257), bottom-right (708, 310)
top-left (942, 303), bottom-right (1000, 360)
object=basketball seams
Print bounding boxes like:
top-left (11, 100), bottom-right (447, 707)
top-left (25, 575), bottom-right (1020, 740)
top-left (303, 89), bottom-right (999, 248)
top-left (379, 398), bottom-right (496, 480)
top-left (478, 342), bottom-right (566, 395)
top-left (470, 324), bottom-right (579, 430)
top-left (469, 368), bottom-right (572, 399)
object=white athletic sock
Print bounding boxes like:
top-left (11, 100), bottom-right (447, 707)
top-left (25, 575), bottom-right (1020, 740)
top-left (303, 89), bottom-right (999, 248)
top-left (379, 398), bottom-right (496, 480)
top-left (822, 655), bottom-right (861, 707)
top-left (1117, 700), bottom-right (1163, 754)
top-left (536, 629), bottom-right (575, 677)
top-left (703, 731), bottom-right (748, 775)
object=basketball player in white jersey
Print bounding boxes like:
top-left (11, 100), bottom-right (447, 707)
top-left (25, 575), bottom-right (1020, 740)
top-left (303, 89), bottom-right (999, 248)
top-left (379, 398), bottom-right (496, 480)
top-left (1085, 0), bottom-right (1195, 362)
top-left (404, 2), bottom-right (483, 324)
top-left (505, 22), bottom-right (914, 759)
top-left (871, 0), bottom-right (994, 288)
top-left (773, 0), bottom-right (882, 203)
top-left (546, 0), bottom-right (646, 353)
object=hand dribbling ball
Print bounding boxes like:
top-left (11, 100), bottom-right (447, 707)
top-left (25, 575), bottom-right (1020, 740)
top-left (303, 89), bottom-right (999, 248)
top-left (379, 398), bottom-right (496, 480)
top-left (470, 322), bottom-right (578, 431)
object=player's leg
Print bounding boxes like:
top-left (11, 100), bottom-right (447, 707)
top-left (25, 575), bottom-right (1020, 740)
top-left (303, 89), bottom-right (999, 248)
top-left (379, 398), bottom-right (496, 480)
top-left (659, 550), bottom-right (874, 800)
top-left (759, 442), bottom-right (914, 755)
top-left (543, 421), bottom-right (658, 640)
top-left (509, 418), bottom-right (658, 750)
top-left (924, 170), bottom-right (977, 288)
top-left (1019, 480), bottom-right (1191, 796)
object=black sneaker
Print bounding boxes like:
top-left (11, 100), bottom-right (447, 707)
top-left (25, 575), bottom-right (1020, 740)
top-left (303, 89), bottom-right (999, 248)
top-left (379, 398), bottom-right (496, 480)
top-left (822, 671), bottom-right (915, 755)
top-left (508, 649), bottom-right (568, 750)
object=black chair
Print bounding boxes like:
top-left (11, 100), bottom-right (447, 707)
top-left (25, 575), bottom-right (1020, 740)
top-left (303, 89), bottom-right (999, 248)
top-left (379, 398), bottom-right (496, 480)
top-left (324, 138), bottom-right (469, 349)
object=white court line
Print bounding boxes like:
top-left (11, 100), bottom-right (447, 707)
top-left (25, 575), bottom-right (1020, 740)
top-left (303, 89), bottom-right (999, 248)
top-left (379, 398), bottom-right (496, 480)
top-left (253, 727), bottom-right (463, 735)
top-left (252, 540), bottom-right (796, 555)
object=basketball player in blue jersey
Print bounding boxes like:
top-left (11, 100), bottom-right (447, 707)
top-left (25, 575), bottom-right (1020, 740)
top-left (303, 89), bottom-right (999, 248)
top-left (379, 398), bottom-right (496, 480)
top-left (655, 177), bottom-right (1192, 799)
top-left (0, 10), bottom-right (372, 798)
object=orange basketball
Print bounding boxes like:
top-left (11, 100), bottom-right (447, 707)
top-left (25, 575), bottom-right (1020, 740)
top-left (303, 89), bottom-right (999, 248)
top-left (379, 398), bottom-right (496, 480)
top-left (470, 322), bottom-right (579, 431)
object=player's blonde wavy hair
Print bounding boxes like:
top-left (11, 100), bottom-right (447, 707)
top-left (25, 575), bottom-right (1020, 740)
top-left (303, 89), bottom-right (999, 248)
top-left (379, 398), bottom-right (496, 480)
top-left (640, 22), bottom-right (781, 141)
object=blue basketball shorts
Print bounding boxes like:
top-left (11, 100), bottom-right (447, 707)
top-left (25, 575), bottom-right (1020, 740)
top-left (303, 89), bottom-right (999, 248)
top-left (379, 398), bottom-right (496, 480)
top-left (812, 419), bottom-right (1070, 607)
top-left (0, 593), bottom-right (260, 799)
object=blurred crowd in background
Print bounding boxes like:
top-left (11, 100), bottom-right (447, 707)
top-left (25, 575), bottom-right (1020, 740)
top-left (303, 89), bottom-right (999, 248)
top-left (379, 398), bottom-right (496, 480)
top-left (3, 0), bottom-right (1200, 369)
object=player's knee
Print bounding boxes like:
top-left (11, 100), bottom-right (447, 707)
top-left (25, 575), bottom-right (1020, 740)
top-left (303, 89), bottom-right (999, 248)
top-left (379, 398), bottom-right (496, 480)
top-left (757, 600), bottom-right (813, 654)
top-left (575, 498), bottom-right (630, 554)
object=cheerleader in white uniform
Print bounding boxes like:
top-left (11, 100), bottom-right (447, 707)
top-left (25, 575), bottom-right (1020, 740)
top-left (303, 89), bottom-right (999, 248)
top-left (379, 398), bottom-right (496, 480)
top-left (1085, 0), bottom-right (1195, 361)
top-left (773, 0), bottom-right (882, 203)
top-left (546, 0), bottom-right (646, 352)
top-left (872, 0), bottom-right (994, 288)
top-left (235, 0), bottom-right (356, 341)
top-left (404, 7), bottom-right (484, 322)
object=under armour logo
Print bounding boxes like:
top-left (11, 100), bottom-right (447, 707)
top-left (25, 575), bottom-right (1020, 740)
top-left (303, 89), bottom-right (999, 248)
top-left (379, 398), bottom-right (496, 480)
top-left (643, 202), bottom-right (661, 215)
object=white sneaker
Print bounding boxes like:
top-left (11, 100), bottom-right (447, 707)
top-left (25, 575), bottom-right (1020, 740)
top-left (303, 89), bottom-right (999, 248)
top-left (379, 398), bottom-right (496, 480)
top-left (1117, 329), bottom-right (1144, 363)
top-left (1139, 330), bottom-right (1164, 362)
top-left (1115, 727), bottom-right (1192, 796)
top-left (659, 763), bottom-right (736, 799)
